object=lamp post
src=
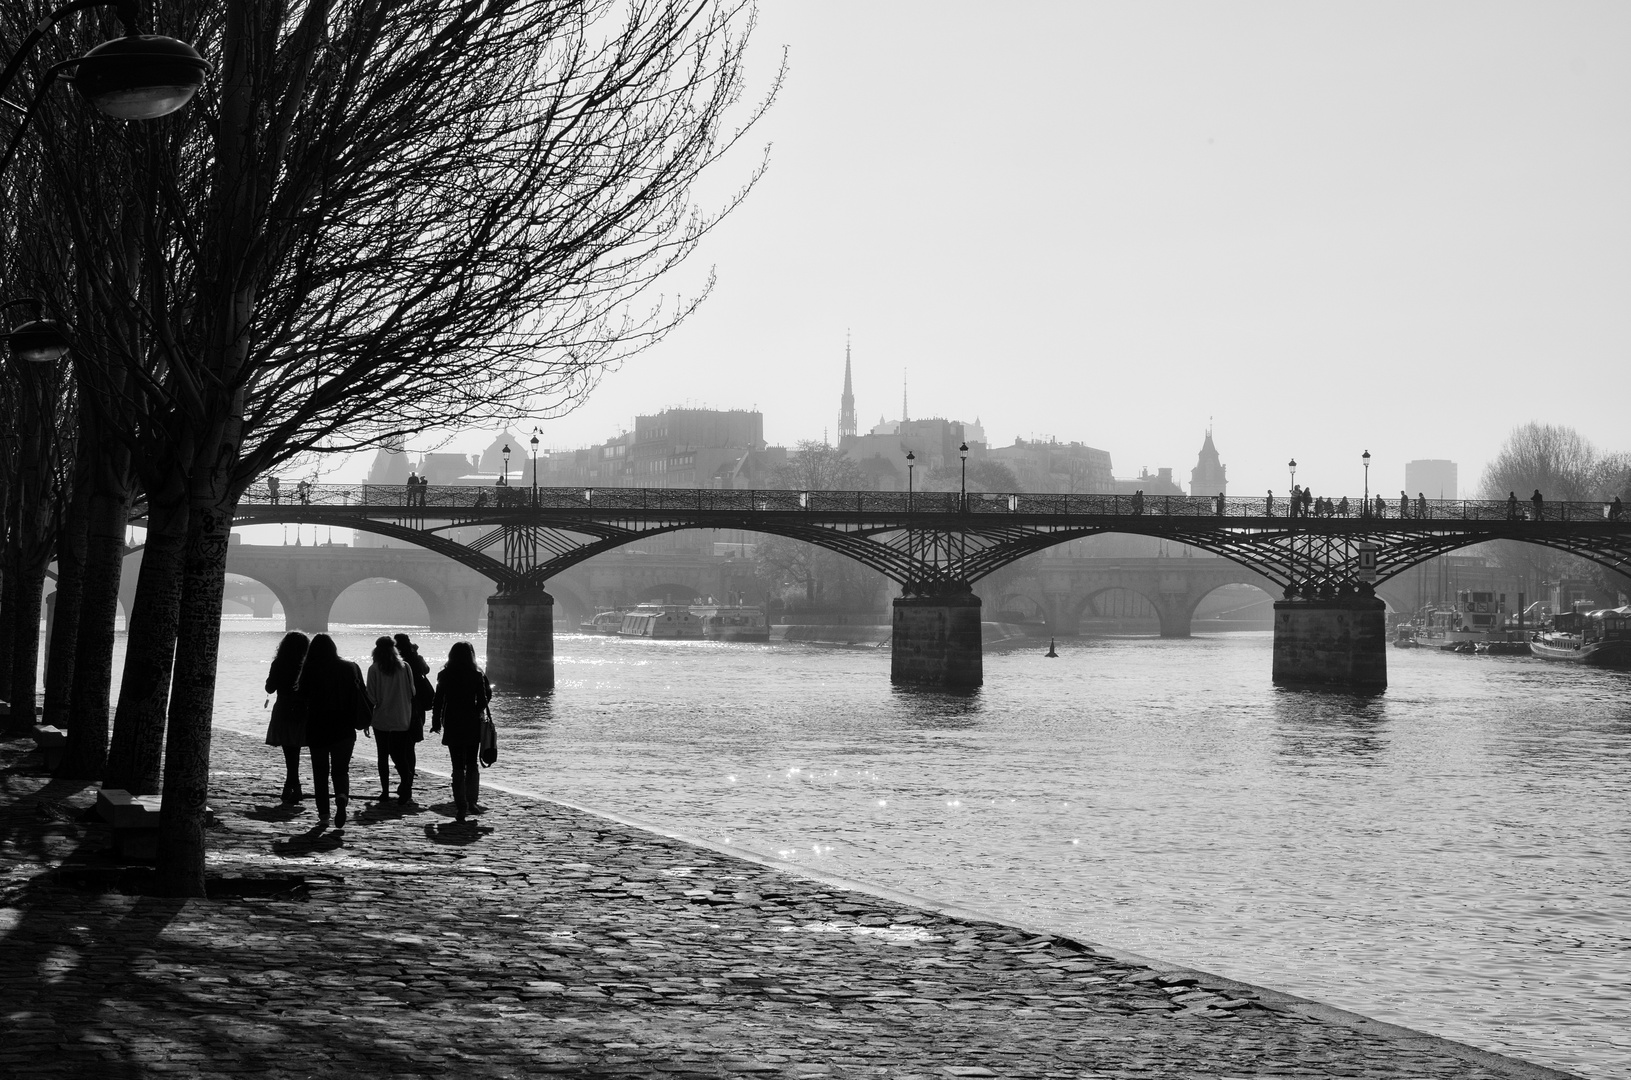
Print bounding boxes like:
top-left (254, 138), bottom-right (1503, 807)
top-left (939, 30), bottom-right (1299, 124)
top-left (530, 429), bottom-right (539, 506)
top-left (4, 299), bottom-right (70, 363)
top-left (1362, 450), bottom-right (1371, 513)
top-left (959, 441), bottom-right (969, 510)
top-left (0, 0), bottom-right (210, 177)
top-left (501, 443), bottom-right (511, 485)
top-left (905, 449), bottom-right (914, 505)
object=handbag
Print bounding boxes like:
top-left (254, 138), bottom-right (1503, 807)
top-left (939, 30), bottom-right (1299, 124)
top-left (479, 704), bottom-right (498, 767)
top-left (350, 663), bottom-right (375, 731)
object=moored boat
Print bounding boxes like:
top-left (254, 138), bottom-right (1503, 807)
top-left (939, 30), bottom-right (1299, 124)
top-left (1529, 606), bottom-right (1631, 667)
top-left (578, 610), bottom-right (625, 635)
top-left (619, 604), bottom-right (703, 639)
top-left (691, 604), bottom-right (769, 642)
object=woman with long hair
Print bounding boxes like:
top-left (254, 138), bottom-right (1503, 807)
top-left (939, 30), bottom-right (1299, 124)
top-left (295, 633), bottom-right (361, 828)
top-left (431, 641), bottom-right (492, 823)
top-left (264, 631), bottom-right (310, 804)
top-left (368, 635), bottom-right (417, 804)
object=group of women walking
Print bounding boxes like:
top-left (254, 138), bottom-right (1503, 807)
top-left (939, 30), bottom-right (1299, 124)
top-left (263, 632), bottom-right (494, 826)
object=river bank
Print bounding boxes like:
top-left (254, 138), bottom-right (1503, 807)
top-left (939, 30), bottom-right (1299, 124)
top-left (0, 727), bottom-right (1581, 1080)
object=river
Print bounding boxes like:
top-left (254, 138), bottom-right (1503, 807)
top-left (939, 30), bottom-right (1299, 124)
top-left (196, 621), bottom-right (1628, 1078)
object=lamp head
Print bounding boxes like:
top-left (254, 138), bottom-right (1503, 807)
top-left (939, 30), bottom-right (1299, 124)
top-left (71, 34), bottom-right (210, 120)
top-left (502, 443), bottom-right (511, 462)
top-left (959, 442), bottom-right (969, 458)
top-left (530, 434), bottom-right (538, 450)
top-left (8, 319), bottom-right (71, 363)
top-left (905, 450), bottom-right (914, 462)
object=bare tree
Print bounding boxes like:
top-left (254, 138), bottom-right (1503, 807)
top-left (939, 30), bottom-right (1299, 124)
top-left (1478, 422), bottom-right (1628, 590)
top-left (4, 0), bottom-right (776, 894)
top-left (772, 440), bottom-right (865, 491)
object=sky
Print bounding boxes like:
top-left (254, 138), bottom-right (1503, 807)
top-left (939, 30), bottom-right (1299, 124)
top-left (361, 1), bottom-right (1631, 502)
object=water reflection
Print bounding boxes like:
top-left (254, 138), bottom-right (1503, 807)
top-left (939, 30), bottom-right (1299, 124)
top-left (1271, 689), bottom-right (1390, 762)
top-left (890, 684), bottom-right (984, 729)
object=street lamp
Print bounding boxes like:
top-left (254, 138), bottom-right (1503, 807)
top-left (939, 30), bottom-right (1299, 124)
top-left (959, 441), bottom-right (969, 508)
top-left (530, 429), bottom-right (539, 505)
top-left (0, 1), bottom-right (211, 177)
top-left (905, 449), bottom-right (914, 502)
top-left (1362, 450), bottom-right (1371, 509)
top-left (501, 443), bottom-right (511, 485)
top-left (4, 299), bottom-right (70, 363)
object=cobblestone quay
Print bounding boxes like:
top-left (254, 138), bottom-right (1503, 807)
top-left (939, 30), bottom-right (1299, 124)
top-left (0, 730), bottom-right (1579, 1080)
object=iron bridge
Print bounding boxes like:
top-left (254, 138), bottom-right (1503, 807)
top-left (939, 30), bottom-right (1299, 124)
top-left (231, 484), bottom-right (1631, 599)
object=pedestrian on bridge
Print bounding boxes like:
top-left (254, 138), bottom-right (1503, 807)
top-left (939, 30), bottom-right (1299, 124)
top-left (1531, 489), bottom-right (1544, 521)
top-left (1611, 495), bottom-right (1624, 521)
top-left (1417, 492), bottom-right (1427, 519)
top-left (406, 472), bottom-right (419, 506)
top-left (267, 476), bottom-right (280, 505)
top-left (1266, 490), bottom-right (1274, 516)
top-left (431, 641), bottom-right (493, 823)
top-left (1338, 496), bottom-right (1349, 517)
top-left (367, 637), bottom-right (418, 805)
top-left (263, 631), bottom-right (309, 805)
top-left (1507, 492), bottom-right (1519, 520)
top-left (1400, 491), bottom-right (1409, 518)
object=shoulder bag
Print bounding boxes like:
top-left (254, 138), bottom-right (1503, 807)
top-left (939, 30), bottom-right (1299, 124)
top-left (479, 703), bottom-right (498, 767)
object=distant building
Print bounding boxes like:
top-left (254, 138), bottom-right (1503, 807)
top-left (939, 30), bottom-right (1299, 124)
top-left (840, 417), bottom-right (979, 490)
top-left (986, 438), bottom-right (1114, 494)
top-left (1189, 430), bottom-right (1227, 497)
top-left (1405, 459), bottom-right (1457, 501)
top-left (1113, 467), bottom-right (1183, 496)
top-left (838, 337), bottom-right (857, 439)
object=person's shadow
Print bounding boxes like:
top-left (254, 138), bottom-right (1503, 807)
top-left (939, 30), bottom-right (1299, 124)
top-left (271, 823), bottom-right (345, 856)
top-left (423, 821), bottom-right (491, 846)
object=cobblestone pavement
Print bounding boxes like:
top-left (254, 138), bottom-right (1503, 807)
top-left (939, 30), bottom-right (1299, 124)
top-left (0, 730), bottom-right (1579, 1080)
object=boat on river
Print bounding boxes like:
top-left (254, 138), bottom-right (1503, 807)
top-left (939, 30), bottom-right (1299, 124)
top-left (578, 611), bottom-right (625, 635)
top-left (1529, 606), bottom-right (1631, 667)
top-left (691, 604), bottom-right (769, 642)
top-left (618, 604), bottom-right (703, 639)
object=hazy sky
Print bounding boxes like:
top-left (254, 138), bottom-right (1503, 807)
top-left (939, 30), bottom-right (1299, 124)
top-left (386, 1), bottom-right (1631, 501)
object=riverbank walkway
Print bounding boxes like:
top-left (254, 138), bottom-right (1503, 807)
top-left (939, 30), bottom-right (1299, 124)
top-left (0, 730), bottom-right (1577, 1080)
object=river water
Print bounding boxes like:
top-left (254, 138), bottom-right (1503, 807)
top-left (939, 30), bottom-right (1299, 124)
top-left (197, 621), bottom-right (1629, 1078)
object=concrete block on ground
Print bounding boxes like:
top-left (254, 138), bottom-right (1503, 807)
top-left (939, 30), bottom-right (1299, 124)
top-left (32, 726), bottom-right (67, 770)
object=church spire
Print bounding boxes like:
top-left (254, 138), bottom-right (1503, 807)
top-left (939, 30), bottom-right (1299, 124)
top-left (901, 369), bottom-right (909, 425)
top-left (839, 331), bottom-right (857, 439)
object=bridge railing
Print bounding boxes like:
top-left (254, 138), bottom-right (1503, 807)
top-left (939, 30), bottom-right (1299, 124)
top-left (236, 483), bottom-right (1623, 523)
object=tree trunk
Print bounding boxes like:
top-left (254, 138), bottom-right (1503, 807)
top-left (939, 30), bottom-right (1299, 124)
top-left (156, 495), bottom-right (234, 898)
top-left (103, 498), bottom-right (189, 794)
top-left (0, 550), bottom-right (15, 705)
top-left (57, 475), bottom-right (133, 779)
top-left (42, 479), bottom-right (91, 729)
top-left (5, 556), bottom-right (49, 737)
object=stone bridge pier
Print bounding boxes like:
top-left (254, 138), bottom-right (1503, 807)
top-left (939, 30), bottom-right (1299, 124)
top-left (485, 588), bottom-right (555, 692)
top-left (892, 588), bottom-right (983, 689)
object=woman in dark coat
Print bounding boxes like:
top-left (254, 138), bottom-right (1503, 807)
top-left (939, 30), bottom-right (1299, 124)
top-left (264, 631), bottom-right (309, 804)
top-left (431, 641), bottom-right (491, 823)
top-left (295, 633), bottom-right (363, 828)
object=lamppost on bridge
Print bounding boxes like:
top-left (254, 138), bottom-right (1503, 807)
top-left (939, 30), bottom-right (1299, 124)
top-left (1362, 450), bottom-right (1371, 515)
top-left (530, 429), bottom-right (539, 506)
top-left (959, 442), bottom-right (969, 510)
top-left (905, 449), bottom-right (914, 505)
top-left (501, 444), bottom-right (511, 486)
